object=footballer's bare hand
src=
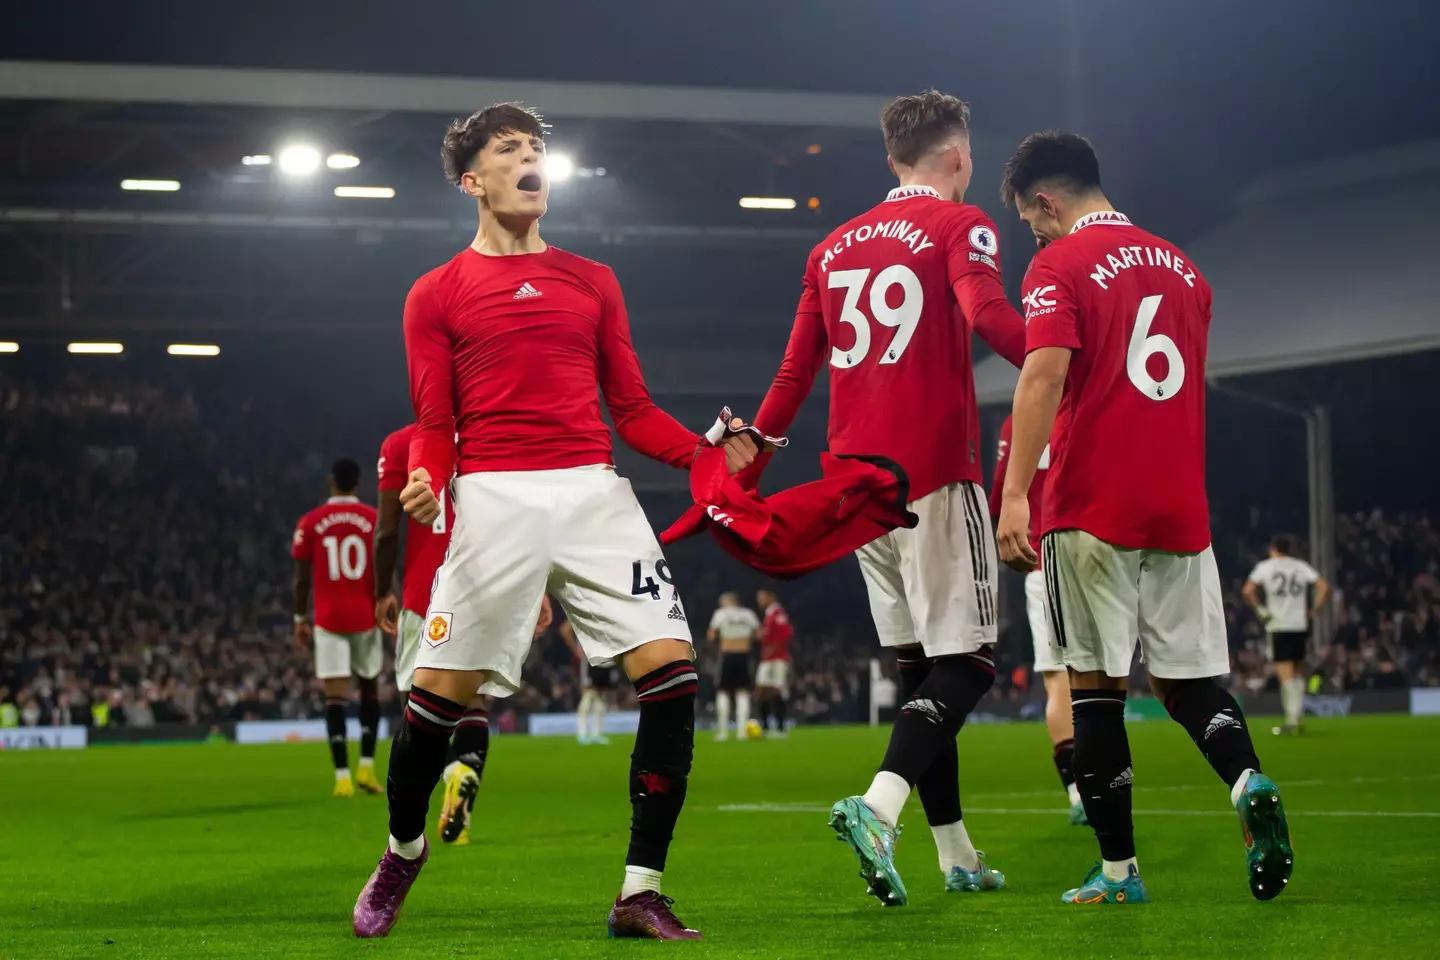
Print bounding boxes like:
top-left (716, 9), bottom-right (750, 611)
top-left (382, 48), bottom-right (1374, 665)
top-left (292, 619), bottom-right (313, 654)
top-left (722, 418), bottom-right (761, 475)
top-left (376, 594), bottom-right (399, 636)
top-left (401, 468), bottom-right (440, 525)
top-left (996, 493), bottom-right (1039, 573)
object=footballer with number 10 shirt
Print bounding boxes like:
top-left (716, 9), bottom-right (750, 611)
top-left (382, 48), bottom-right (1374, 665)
top-left (352, 103), bottom-right (757, 942)
top-left (291, 459), bottom-right (383, 799)
top-left (752, 91), bottom-right (1026, 907)
top-left (995, 130), bottom-right (1292, 907)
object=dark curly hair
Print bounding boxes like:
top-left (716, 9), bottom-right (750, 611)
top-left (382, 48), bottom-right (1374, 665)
top-left (441, 103), bottom-right (548, 188)
top-left (1000, 130), bottom-right (1102, 208)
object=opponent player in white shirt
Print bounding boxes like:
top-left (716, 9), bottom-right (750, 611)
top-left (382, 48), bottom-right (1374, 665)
top-left (1244, 535), bottom-right (1330, 736)
top-left (707, 593), bottom-right (761, 740)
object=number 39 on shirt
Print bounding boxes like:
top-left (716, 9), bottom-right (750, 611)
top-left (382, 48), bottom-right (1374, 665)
top-left (827, 265), bottom-right (923, 368)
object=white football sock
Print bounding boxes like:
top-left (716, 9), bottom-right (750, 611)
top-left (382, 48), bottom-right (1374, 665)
top-left (1285, 677), bottom-right (1307, 726)
top-left (716, 692), bottom-right (732, 736)
top-left (861, 771), bottom-right (910, 827)
top-left (1278, 680), bottom-right (1295, 726)
top-left (1067, 782), bottom-right (1082, 806)
top-left (1231, 767), bottom-right (1256, 807)
top-left (930, 819), bottom-right (979, 875)
top-left (735, 690), bottom-right (751, 735)
top-left (593, 696), bottom-right (608, 736)
top-left (358, 757), bottom-right (374, 771)
top-left (577, 690), bottom-right (596, 739)
top-left (389, 834), bottom-right (425, 860)
top-left (335, 767), bottom-right (351, 780)
top-left (621, 865), bottom-right (663, 899)
top-left (1102, 857), bottom-right (1138, 883)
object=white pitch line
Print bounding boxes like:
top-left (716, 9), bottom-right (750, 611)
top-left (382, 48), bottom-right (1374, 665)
top-left (716, 803), bottom-right (1440, 818)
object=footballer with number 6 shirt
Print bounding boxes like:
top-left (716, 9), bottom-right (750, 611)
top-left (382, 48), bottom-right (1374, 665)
top-left (353, 102), bottom-right (756, 943)
top-left (995, 130), bottom-right (1291, 907)
top-left (291, 458), bottom-right (382, 798)
top-left (752, 91), bottom-right (1025, 907)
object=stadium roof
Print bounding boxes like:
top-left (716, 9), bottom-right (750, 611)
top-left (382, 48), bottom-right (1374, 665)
top-left (975, 139), bottom-right (1440, 405)
top-left (0, 60), bottom-right (887, 128)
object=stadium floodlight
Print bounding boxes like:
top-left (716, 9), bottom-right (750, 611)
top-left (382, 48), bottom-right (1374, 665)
top-left (278, 144), bottom-right (322, 176)
top-left (326, 153), bottom-right (361, 170)
top-left (546, 153), bottom-right (575, 183)
top-left (739, 197), bottom-right (797, 210)
top-left (167, 343), bottom-right (221, 357)
top-left (241, 154), bottom-right (272, 166)
top-left (0, 341), bottom-right (17, 353)
top-left (67, 342), bottom-right (124, 354)
top-left (120, 179), bottom-right (181, 192)
top-left (333, 186), bottom-right (396, 199)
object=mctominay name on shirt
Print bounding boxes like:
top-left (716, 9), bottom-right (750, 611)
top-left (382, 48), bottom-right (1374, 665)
top-left (315, 512), bottom-right (374, 534)
top-left (818, 219), bottom-right (934, 273)
top-left (1088, 244), bottom-right (1196, 291)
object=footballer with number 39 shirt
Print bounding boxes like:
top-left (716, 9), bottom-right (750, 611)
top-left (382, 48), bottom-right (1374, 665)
top-left (995, 130), bottom-right (1290, 907)
top-left (754, 91), bottom-right (1026, 909)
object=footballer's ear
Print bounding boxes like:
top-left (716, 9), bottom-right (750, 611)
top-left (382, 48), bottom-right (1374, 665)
top-left (460, 169), bottom-right (485, 200)
top-left (886, 154), bottom-right (897, 178)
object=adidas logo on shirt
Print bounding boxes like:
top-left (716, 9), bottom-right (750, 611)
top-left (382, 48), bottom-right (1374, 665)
top-left (1205, 712), bottom-right (1241, 739)
top-left (667, 603), bottom-right (687, 622)
top-left (513, 282), bottom-right (542, 299)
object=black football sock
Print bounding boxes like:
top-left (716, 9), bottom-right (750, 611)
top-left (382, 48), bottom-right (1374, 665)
top-left (387, 686), bottom-right (465, 844)
top-left (1071, 688), bottom-right (1135, 862)
top-left (452, 707), bottom-right (490, 775)
top-left (626, 661), bottom-right (699, 871)
top-left (773, 696), bottom-right (787, 732)
top-left (880, 649), bottom-right (995, 786)
top-left (1053, 737), bottom-right (1077, 791)
top-left (891, 651), bottom-right (962, 825)
top-left (358, 680), bottom-right (380, 762)
top-left (325, 697), bottom-right (349, 771)
top-left (1163, 678), bottom-right (1262, 788)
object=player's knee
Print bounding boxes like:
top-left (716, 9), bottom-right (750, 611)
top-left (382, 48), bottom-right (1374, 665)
top-left (1157, 676), bottom-right (1222, 718)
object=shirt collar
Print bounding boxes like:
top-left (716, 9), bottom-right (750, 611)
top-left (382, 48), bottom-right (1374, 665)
top-left (1071, 210), bottom-right (1132, 234)
top-left (327, 496), bottom-right (359, 504)
top-left (886, 185), bottom-right (943, 202)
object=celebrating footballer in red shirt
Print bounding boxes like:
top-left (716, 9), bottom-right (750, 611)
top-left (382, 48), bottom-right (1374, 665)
top-left (354, 103), bottom-right (753, 942)
top-left (996, 130), bottom-right (1290, 906)
top-left (751, 91), bottom-right (1025, 907)
top-left (291, 458), bottom-right (382, 797)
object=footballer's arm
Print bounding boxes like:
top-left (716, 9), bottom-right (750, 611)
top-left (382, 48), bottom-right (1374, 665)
top-left (754, 266), bottom-right (827, 441)
top-left (403, 279), bottom-right (453, 524)
top-left (997, 346), bottom-right (1070, 571)
top-left (374, 485), bottom-right (402, 636)
top-left (292, 558), bottom-right (313, 651)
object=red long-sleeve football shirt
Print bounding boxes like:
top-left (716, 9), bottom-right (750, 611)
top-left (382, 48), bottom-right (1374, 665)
top-left (404, 246), bottom-right (698, 492)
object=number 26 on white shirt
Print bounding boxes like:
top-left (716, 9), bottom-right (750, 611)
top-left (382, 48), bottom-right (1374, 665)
top-left (1127, 294), bottom-right (1185, 401)
top-left (827, 265), bottom-right (923, 368)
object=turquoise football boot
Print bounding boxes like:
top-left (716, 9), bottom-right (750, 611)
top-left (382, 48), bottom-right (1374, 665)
top-left (1235, 772), bottom-right (1293, 901)
top-left (1061, 863), bottom-right (1149, 904)
top-left (944, 852), bottom-right (1006, 893)
top-left (828, 797), bottom-right (907, 907)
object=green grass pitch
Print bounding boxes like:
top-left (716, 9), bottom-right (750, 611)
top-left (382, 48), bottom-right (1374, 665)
top-left (2, 716), bottom-right (1438, 959)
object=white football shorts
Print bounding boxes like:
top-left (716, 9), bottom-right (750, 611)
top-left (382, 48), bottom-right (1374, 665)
top-left (856, 481), bottom-right (998, 657)
top-left (314, 626), bottom-right (383, 681)
top-left (755, 659), bottom-right (791, 693)
top-left (1041, 529), bottom-right (1230, 680)
top-left (395, 609), bottom-right (423, 693)
top-left (418, 465), bottom-right (691, 699)
top-left (1025, 569), bottom-right (1065, 674)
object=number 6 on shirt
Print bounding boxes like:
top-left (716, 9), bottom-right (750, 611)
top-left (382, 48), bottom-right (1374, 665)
top-left (828, 265), bottom-right (924, 368)
top-left (1126, 294), bottom-right (1185, 401)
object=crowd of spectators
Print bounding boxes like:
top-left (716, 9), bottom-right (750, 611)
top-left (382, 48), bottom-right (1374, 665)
top-left (2, 367), bottom-right (1437, 732)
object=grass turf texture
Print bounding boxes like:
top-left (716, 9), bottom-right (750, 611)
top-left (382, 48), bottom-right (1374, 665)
top-left (2, 716), bottom-right (1438, 959)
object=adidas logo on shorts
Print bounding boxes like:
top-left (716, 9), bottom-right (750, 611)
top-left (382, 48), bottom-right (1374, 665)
top-left (513, 282), bottom-right (542, 299)
top-left (1110, 766), bottom-right (1133, 789)
top-left (667, 603), bottom-right (686, 622)
top-left (1205, 711), bottom-right (1241, 739)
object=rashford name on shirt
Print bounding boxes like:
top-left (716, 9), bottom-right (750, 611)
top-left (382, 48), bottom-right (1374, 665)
top-left (314, 511), bottom-right (374, 535)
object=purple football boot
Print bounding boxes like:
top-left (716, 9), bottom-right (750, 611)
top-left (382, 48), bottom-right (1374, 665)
top-left (607, 892), bottom-right (703, 940)
top-left (353, 839), bottom-right (429, 938)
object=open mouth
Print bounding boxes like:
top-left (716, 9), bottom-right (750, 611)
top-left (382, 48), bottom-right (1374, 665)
top-left (517, 173), bottom-right (542, 193)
